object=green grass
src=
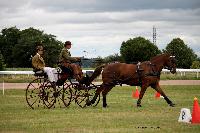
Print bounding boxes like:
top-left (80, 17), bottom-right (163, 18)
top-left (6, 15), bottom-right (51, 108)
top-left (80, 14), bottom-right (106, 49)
top-left (0, 86), bottom-right (200, 133)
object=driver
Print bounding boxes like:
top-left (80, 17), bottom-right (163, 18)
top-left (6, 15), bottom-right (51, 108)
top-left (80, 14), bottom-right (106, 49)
top-left (59, 41), bottom-right (81, 67)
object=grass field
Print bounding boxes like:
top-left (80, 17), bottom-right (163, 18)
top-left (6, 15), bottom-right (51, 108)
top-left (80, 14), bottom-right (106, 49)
top-left (0, 86), bottom-right (200, 133)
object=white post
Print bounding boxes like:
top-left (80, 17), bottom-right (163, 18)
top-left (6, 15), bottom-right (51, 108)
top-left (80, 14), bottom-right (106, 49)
top-left (3, 80), bottom-right (4, 95)
top-left (3, 74), bottom-right (4, 95)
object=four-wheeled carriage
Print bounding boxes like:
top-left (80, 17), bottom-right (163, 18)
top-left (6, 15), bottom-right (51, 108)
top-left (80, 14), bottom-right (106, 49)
top-left (25, 65), bottom-right (101, 109)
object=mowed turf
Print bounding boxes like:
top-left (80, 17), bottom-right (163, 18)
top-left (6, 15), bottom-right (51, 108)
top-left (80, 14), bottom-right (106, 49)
top-left (0, 85), bottom-right (200, 133)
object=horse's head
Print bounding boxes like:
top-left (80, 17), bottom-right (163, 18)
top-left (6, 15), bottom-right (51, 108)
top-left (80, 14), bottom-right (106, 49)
top-left (70, 64), bottom-right (84, 82)
top-left (150, 53), bottom-right (176, 74)
top-left (165, 55), bottom-right (177, 74)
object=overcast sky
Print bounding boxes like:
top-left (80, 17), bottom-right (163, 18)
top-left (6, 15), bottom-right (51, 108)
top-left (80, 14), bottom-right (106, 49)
top-left (0, 0), bottom-right (200, 58)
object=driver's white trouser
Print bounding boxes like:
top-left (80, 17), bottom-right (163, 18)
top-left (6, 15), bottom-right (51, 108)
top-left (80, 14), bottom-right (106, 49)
top-left (43, 67), bottom-right (58, 82)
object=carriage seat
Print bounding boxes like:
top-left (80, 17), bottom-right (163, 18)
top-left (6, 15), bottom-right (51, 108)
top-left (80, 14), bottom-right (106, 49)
top-left (33, 68), bottom-right (46, 77)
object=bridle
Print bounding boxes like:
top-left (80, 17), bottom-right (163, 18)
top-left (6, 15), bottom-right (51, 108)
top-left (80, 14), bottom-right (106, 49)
top-left (165, 56), bottom-right (176, 73)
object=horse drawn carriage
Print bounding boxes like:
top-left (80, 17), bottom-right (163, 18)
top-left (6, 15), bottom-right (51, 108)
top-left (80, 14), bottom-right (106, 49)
top-left (26, 53), bottom-right (177, 109)
top-left (25, 61), bottom-right (100, 109)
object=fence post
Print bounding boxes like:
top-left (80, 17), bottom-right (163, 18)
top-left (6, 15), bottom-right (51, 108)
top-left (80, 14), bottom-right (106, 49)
top-left (3, 74), bottom-right (4, 95)
top-left (3, 80), bottom-right (4, 95)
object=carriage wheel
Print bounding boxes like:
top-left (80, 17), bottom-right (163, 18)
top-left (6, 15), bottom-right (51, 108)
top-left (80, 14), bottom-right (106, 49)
top-left (42, 81), bottom-right (56, 109)
top-left (74, 88), bottom-right (88, 108)
top-left (69, 83), bottom-right (77, 102)
top-left (69, 83), bottom-right (87, 108)
top-left (72, 83), bottom-right (100, 108)
top-left (88, 84), bottom-right (100, 107)
top-left (26, 78), bottom-right (55, 109)
top-left (61, 82), bottom-right (72, 107)
top-left (92, 94), bottom-right (100, 107)
top-left (51, 86), bottom-right (67, 108)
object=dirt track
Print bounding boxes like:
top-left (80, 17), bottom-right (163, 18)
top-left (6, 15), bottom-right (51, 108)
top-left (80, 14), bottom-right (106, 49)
top-left (1, 80), bottom-right (200, 89)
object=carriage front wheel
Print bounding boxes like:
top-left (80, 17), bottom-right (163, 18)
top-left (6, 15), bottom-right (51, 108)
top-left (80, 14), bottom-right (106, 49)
top-left (61, 82), bottom-right (72, 107)
top-left (73, 83), bottom-right (100, 108)
top-left (88, 84), bottom-right (100, 107)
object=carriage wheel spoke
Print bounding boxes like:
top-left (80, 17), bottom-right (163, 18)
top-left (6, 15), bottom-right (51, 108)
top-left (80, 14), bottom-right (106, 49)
top-left (30, 97), bottom-right (39, 106)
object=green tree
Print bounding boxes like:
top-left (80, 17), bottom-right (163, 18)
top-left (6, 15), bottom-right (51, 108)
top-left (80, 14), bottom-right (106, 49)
top-left (92, 56), bottom-right (104, 67)
top-left (120, 37), bottom-right (161, 63)
top-left (12, 28), bottom-right (63, 67)
top-left (42, 34), bottom-right (63, 67)
top-left (191, 61), bottom-right (200, 69)
top-left (0, 27), bottom-right (20, 67)
top-left (12, 27), bottom-right (44, 67)
top-left (163, 38), bottom-right (197, 68)
top-left (0, 51), bottom-right (6, 70)
top-left (104, 53), bottom-right (122, 63)
top-left (0, 27), bottom-right (63, 68)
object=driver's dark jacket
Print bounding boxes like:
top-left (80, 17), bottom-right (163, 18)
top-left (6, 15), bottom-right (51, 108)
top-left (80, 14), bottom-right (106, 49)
top-left (59, 48), bottom-right (77, 63)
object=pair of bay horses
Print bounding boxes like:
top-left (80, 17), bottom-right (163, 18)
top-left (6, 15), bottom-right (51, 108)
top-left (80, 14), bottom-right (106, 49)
top-left (69, 53), bottom-right (176, 108)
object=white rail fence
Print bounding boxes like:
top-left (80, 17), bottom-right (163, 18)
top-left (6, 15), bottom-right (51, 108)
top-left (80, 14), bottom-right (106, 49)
top-left (1, 69), bottom-right (200, 95)
top-left (163, 69), bottom-right (200, 78)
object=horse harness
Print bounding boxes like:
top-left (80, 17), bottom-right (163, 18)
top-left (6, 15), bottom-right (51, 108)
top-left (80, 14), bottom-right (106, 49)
top-left (136, 61), bottom-right (161, 86)
top-left (137, 61), bottom-right (161, 77)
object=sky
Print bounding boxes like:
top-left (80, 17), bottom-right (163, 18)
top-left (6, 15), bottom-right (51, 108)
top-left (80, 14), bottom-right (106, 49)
top-left (0, 0), bottom-right (200, 58)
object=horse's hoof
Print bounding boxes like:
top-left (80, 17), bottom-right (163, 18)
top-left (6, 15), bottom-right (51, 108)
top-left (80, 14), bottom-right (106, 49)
top-left (103, 104), bottom-right (107, 108)
top-left (169, 103), bottom-right (175, 107)
top-left (137, 104), bottom-right (142, 107)
top-left (86, 100), bottom-right (92, 106)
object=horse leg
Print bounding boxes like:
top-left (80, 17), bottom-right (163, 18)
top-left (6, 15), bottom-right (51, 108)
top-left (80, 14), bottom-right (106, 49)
top-left (102, 85), bottom-right (113, 108)
top-left (86, 84), bottom-right (104, 106)
top-left (137, 86), bottom-right (148, 107)
top-left (91, 85), bottom-right (104, 104)
top-left (151, 83), bottom-right (175, 107)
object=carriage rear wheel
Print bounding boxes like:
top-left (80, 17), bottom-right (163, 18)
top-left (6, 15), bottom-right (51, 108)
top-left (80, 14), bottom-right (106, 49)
top-left (26, 78), bottom-right (56, 109)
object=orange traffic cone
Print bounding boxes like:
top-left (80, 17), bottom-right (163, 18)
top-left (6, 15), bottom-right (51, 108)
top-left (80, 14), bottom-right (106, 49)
top-left (155, 92), bottom-right (161, 99)
top-left (132, 86), bottom-right (140, 99)
top-left (192, 97), bottom-right (200, 124)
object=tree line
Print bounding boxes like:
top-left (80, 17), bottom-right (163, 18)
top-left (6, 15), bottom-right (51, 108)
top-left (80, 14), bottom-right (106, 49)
top-left (0, 27), bottom-right (63, 70)
top-left (0, 26), bottom-right (199, 70)
top-left (94, 37), bottom-right (199, 69)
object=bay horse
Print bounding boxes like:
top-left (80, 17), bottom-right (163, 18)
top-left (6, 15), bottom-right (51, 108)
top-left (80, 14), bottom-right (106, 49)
top-left (86, 53), bottom-right (176, 107)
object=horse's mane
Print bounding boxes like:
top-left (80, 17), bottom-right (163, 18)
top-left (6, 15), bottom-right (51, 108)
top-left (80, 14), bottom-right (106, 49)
top-left (150, 53), bottom-right (170, 62)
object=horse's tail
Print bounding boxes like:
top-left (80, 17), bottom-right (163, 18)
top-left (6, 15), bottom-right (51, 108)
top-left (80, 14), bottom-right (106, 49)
top-left (88, 64), bottom-right (105, 84)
